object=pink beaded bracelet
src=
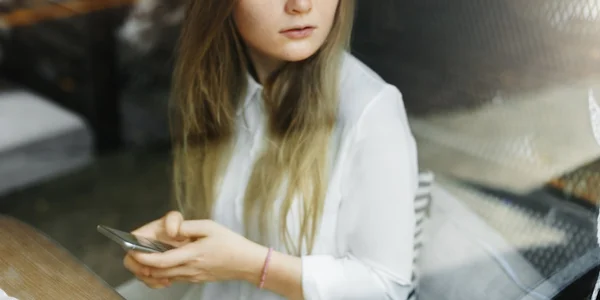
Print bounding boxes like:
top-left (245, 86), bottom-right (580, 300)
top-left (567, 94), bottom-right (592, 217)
top-left (258, 247), bottom-right (274, 289)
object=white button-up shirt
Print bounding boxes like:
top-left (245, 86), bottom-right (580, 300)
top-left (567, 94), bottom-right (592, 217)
top-left (183, 53), bottom-right (418, 300)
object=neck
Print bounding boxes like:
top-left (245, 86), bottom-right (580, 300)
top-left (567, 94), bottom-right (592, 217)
top-left (247, 48), bottom-right (284, 84)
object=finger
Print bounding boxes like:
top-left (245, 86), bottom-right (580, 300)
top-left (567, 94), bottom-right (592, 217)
top-left (139, 277), bottom-right (171, 289)
top-left (131, 219), bottom-right (161, 237)
top-left (163, 211), bottom-right (184, 239)
top-left (123, 254), bottom-right (150, 277)
top-left (178, 220), bottom-right (216, 238)
top-left (125, 255), bottom-right (171, 287)
top-left (131, 242), bottom-right (199, 269)
top-left (171, 276), bottom-right (205, 284)
top-left (148, 265), bottom-right (196, 279)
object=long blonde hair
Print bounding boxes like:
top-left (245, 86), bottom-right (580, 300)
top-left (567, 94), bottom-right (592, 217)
top-left (171, 0), bottom-right (355, 255)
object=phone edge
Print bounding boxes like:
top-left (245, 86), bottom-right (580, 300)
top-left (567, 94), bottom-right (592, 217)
top-left (96, 225), bottom-right (161, 253)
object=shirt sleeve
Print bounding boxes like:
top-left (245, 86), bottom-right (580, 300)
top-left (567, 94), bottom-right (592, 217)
top-left (301, 85), bottom-right (419, 300)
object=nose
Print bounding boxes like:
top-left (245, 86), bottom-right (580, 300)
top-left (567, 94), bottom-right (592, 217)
top-left (285, 0), bottom-right (312, 14)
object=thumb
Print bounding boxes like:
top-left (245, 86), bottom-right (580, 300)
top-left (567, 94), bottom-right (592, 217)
top-left (178, 220), bottom-right (217, 238)
top-left (163, 211), bottom-right (184, 239)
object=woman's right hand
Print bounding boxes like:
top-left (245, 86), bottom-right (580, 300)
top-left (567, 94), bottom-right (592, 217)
top-left (122, 211), bottom-right (190, 289)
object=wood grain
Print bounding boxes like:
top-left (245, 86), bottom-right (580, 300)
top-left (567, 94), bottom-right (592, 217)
top-left (0, 216), bottom-right (123, 300)
top-left (0, 0), bottom-right (135, 27)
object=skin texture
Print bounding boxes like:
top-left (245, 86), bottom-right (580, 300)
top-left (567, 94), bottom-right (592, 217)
top-left (123, 1), bottom-right (340, 299)
top-left (233, 0), bottom-right (339, 82)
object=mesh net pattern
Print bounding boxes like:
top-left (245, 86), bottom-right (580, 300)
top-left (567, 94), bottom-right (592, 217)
top-left (352, 1), bottom-right (600, 298)
top-left (353, 0), bottom-right (600, 115)
top-left (437, 177), bottom-right (598, 298)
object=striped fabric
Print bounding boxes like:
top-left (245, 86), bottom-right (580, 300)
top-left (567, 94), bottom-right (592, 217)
top-left (408, 171), bottom-right (435, 300)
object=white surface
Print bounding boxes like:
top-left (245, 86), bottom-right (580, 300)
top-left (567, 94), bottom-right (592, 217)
top-left (587, 87), bottom-right (600, 300)
top-left (0, 289), bottom-right (18, 300)
top-left (418, 181), bottom-right (553, 300)
top-left (0, 88), bottom-right (93, 195)
top-left (0, 89), bottom-right (86, 152)
top-left (411, 82), bottom-right (600, 193)
top-left (117, 280), bottom-right (191, 300)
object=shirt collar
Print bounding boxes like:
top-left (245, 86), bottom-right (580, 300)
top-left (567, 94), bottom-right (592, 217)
top-left (238, 52), bottom-right (350, 116)
top-left (237, 73), bottom-right (262, 116)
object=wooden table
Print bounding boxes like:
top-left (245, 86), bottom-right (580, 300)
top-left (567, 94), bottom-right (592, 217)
top-left (0, 216), bottom-right (123, 300)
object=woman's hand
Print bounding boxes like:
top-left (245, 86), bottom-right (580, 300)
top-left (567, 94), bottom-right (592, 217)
top-left (129, 219), bottom-right (269, 285)
top-left (123, 211), bottom-right (192, 289)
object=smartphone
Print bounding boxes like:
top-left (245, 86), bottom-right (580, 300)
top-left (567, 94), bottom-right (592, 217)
top-left (97, 225), bottom-right (175, 253)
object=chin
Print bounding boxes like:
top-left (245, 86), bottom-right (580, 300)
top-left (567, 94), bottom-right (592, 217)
top-left (277, 44), bottom-right (321, 62)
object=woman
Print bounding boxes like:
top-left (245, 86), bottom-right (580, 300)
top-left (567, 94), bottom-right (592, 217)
top-left (123, 0), bottom-right (419, 299)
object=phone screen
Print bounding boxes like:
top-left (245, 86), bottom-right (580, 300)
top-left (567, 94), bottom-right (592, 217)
top-left (98, 225), bottom-right (175, 253)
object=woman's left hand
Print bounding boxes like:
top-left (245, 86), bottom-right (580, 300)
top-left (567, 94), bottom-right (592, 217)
top-left (130, 220), bottom-right (268, 284)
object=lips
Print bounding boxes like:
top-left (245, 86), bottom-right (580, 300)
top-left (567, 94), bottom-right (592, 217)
top-left (281, 25), bottom-right (315, 32)
top-left (280, 26), bottom-right (316, 39)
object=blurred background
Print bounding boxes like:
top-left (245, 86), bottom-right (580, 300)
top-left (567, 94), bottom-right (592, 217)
top-left (0, 0), bottom-right (599, 299)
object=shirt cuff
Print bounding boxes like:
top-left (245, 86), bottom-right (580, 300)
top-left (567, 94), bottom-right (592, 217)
top-left (302, 255), bottom-right (392, 300)
top-left (302, 255), bottom-right (346, 299)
